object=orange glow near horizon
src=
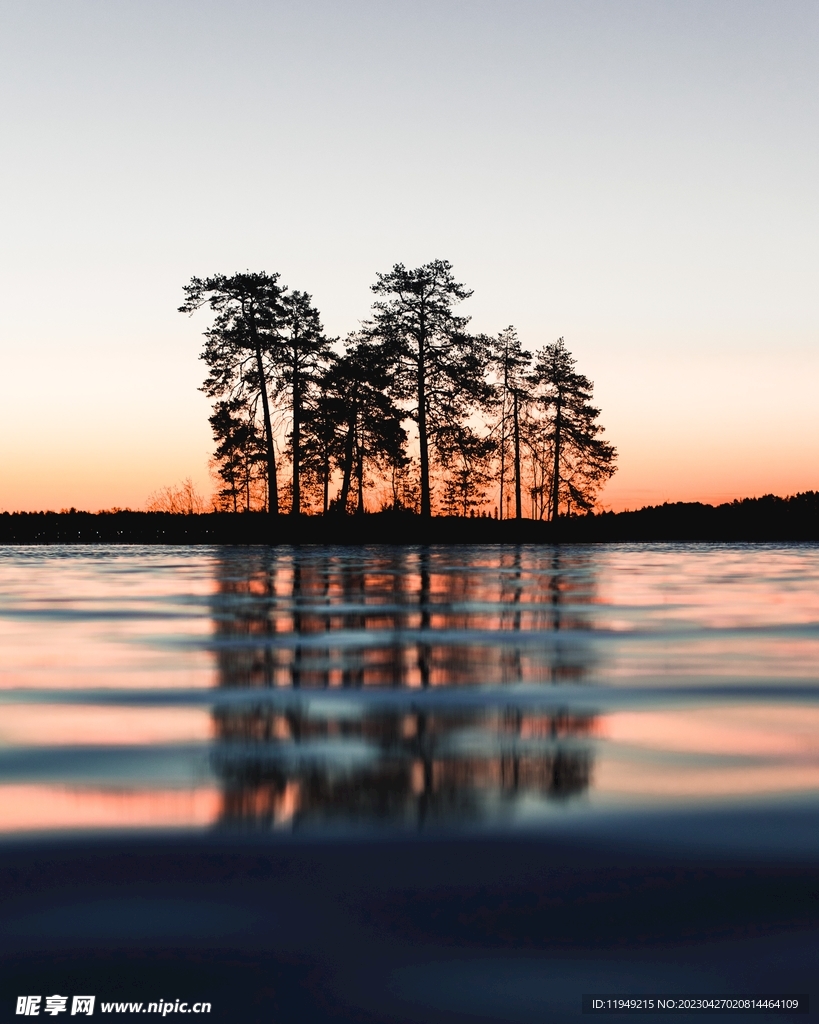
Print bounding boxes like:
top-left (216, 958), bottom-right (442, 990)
top-left (1, 473), bottom-right (816, 516)
top-left (1, 408), bottom-right (818, 515)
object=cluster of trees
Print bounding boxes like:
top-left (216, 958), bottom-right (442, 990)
top-left (180, 261), bottom-right (616, 519)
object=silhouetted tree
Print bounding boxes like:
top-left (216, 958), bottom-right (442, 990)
top-left (522, 409), bottom-right (553, 520)
top-left (488, 326), bottom-right (533, 520)
top-left (438, 424), bottom-right (495, 517)
top-left (183, 269), bottom-right (617, 520)
top-left (533, 338), bottom-right (616, 519)
top-left (328, 337), bottom-right (406, 514)
top-left (271, 290), bottom-right (331, 514)
top-left (180, 272), bottom-right (285, 514)
top-left (209, 398), bottom-right (266, 511)
top-left (386, 452), bottom-right (417, 512)
top-left (300, 364), bottom-right (343, 514)
top-left (368, 261), bottom-right (487, 517)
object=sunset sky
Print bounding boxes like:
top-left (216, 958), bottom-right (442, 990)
top-left (1, 0), bottom-right (817, 512)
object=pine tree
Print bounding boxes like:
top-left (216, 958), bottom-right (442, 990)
top-left (437, 424), bottom-right (495, 517)
top-left (368, 261), bottom-right (487, 517)
top-left (209, 399), bottom-right (266, 511)
top-left (488, 326), bottom-right (533, 520)
top-left (270, 290), bottom-right (331, 515)
top-left (300, 364), bottom-right (343, 514)
top-left (307, 337), bottom-right (406, 514)
top-left (533, 338), bottom-right (616, 519)
top-left (180, 272), bottom-right (285, 514)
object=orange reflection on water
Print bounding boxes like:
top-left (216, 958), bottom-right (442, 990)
top-left (0, 784), bottom-right (220, 833)
top-left (0, 705), bottom-right (213, 746)
top-left (604, 705), bottom-right (819, 758)
top-left (5, 546), bottom-right (819, 832)
top-left (0, 549), bottom-right (218, 691)
top-left (595, 547), bottom-right (819, 630)
top-left (596, 759), bottom-right (819, 800)
top-left (597, 703), bottom-right (819, 801)
top-left (0, 617), bottom-right (216, 692)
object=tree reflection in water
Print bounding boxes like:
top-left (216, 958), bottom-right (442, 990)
top-left (209, 547), bottom-right (599, 829)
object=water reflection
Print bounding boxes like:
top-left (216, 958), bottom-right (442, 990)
top-left (3, 544), bottom-right (819, 836)
top-left (209, 547), bottom-right (600, 828)
top-left (210, 547), bottom-right (599, 690)
top-left (214, 706), bottom-right (596, 828)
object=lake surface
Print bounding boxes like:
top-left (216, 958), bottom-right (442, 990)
top-left (2, 543), bottom-right (818, 841)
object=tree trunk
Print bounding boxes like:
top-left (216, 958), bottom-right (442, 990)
top-left (417, 358), bottom-right (430, 517)
top-left (356, 439), bottom-right (365, 515)
top-left (254, 342), bottom-right (278, 515)
top-left (513, 391), bottom-right (522, 520)
top-left (227, 448), bottom-right (238, 513)
top-left (322, 451), bottom-right (330, 514)
top-left (417, 304), bottom-right (431, 518)
top-left (338, 412), bottom-right (356, 513)
top-left (499, 356), bottom-right (508, 520)
top-left (551, 399), bottom-right (562, 522)
top-left (291, 360), bottom-right (301, 515)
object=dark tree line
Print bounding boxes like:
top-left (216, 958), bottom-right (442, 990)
top-left (180, 261), bottom-right (616, 519)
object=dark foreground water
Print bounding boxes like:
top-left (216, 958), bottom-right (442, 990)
top-left (0, 544), bottom-right (817, 1021)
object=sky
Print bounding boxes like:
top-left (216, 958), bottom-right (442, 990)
top-left (0, 0), bottom-right (817, 512)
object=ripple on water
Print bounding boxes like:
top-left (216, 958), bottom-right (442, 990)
top-left (1, 543), bottom-right (818, 839)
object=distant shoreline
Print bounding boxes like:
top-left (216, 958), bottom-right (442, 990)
top-left (1, 493), bottom-right (818, 544)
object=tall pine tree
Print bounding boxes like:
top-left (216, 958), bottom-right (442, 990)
top-left (368, 261), bottom-right (487, 517)
top-left (270, 290), bottom-right (330, 514)
top-left (181, 272), bottom-right (284, 514)
top-left (533, 338), bottom-right (616, 519)
top-left (488, 326), bottom-right (533, 520)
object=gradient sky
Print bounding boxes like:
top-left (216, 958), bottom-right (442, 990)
top-left (1, 0), bottom-right (816, 512)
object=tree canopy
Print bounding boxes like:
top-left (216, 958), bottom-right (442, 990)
top-left (367, 261), bottom-right (489, 517)
top-left (180, 272), bottom-right (285, 514)
top-left (181, 265), bottom-right (616, 518)
top-left (533, 338), bottom-right (617, 520)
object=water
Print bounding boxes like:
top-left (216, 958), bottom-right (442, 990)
top-left (2, 543), bottom-right (819, 841)
top-left (2, 544), bottom-right (818, 1021)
